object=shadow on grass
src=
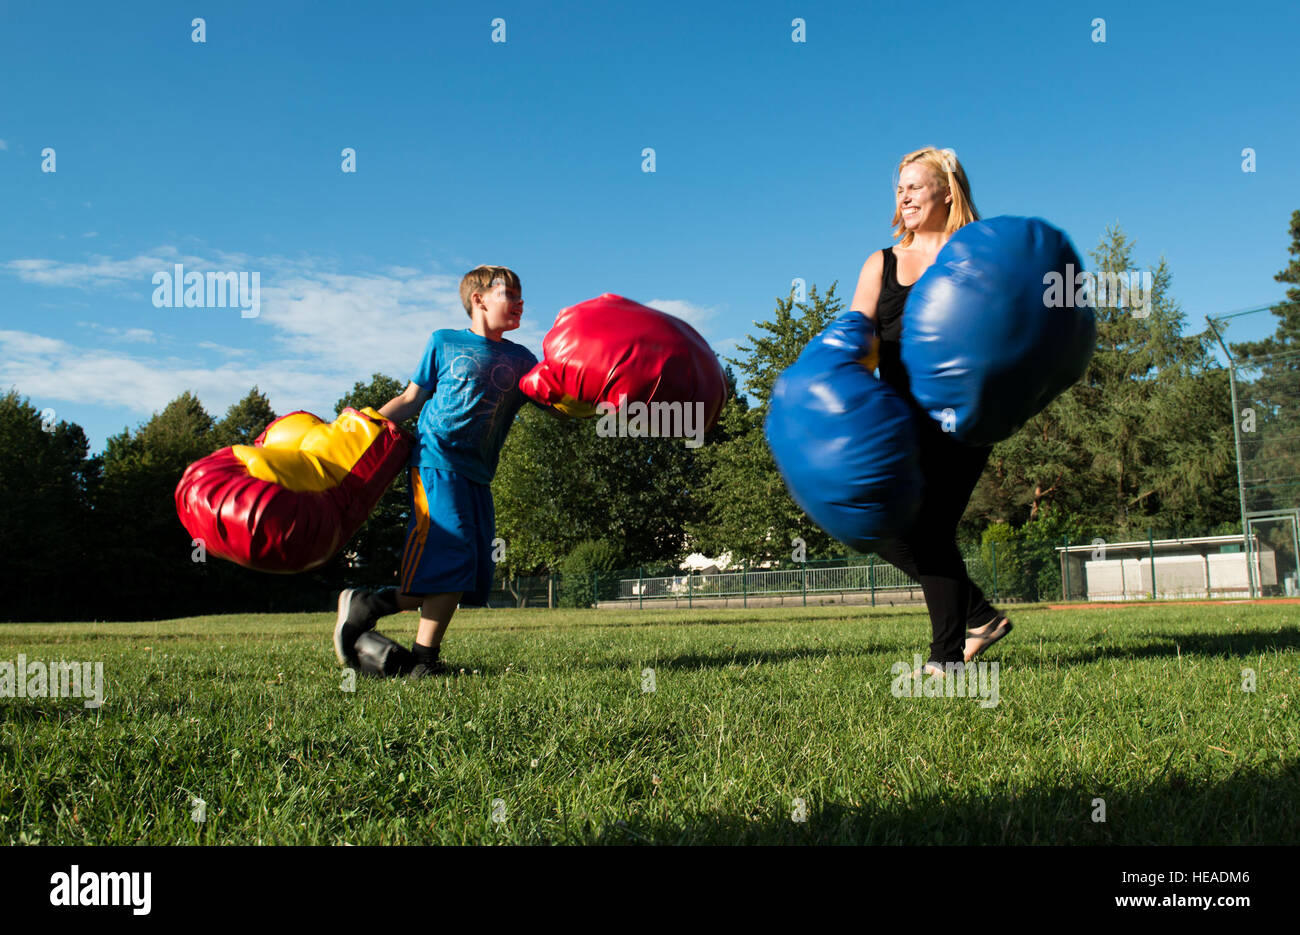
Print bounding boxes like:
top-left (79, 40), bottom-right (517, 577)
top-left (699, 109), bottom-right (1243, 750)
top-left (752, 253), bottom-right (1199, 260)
top-left (559, 759), bottom-right (1300, 845)
top-left (439, 627), bottom-right (1300, 676)
top-left (541, 644), bottom-right (914, 674)
top-left (0, 702), bottom-right (101, 727)
top-left (648, 647), bottom-right (869, 671)
top-left (1058, 628), bottom-right (1300, 665)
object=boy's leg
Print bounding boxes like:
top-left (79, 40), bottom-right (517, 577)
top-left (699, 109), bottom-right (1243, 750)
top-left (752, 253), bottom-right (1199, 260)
top-left (395, 591), bottom-right (460, 646)
top-left (346, 590), bottom-right (462, 678)
top-left (396, 467), bottom-right (493, 676)
top-left (394, 591), bottom-right (461, 676)
top-left (413, 592), bottom-right (462, 650)
top-left (334, 585), bottom-right (403, 667)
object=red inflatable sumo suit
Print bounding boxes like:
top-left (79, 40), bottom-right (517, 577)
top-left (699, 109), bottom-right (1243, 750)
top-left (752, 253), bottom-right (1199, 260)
top-left (519, 294), bottom-right (728, 431)
top-left (175, 407), bottom-right (413, 573)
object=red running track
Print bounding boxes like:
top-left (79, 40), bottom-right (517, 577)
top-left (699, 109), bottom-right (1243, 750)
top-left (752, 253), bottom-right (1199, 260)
top-left (1046, 598), bottom-right (1300, 610)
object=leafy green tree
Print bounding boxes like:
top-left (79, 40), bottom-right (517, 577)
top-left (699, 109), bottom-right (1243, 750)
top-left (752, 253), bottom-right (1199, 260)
top-left (968, 506), bottom-right (1108, 602)
top-left (0, 391), bottom-right (99, 620)
top-left (971, 224), bottom-right (1238, 539)
top-left (688, 284), bottom-right (846, 562)
top-left (209, 386), bottom-right (277, 448)
top-left (557, 539), bottom-right (622, 607)
top-left (1228, 209), bottom-right (1300, 519)
top-left (972, 522), bottom-right (1028, 602)
top-left (1016, 504), bottom-right (1108, 601)
top-left (494, 401), bottom-right (712, 574)
top-left (96, 392), bottom-right (222, 616)
top-left (331, 374), bottom-right (416, 588)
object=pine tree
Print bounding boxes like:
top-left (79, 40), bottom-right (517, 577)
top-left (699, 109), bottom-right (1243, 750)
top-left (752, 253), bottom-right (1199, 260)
top-left (0, 391), bottom-right (99, 619)
top-left (95, 392), bottom-right (218, 616)
top-left (1229, 209), bottom-right (1300, 518)
top-left (210, 387), bottom-right (277, 448)
top-left (972, 225), bottom-right (1237, 537)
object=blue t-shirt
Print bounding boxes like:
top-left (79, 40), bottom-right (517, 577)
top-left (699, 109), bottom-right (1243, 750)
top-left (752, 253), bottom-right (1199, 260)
top-left (409, 329), bottom-right (539, 484)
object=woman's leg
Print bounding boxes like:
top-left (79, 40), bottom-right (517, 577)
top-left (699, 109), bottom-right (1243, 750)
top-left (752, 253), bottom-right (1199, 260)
top-left (872, 535), bottom-right (1001, 630)
top-left (896, 419), bottom-right (995, 663)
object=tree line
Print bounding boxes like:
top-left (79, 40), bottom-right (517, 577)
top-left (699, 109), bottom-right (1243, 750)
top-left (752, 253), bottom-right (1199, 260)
top-left (2, 218), bottom-right (1295, 620)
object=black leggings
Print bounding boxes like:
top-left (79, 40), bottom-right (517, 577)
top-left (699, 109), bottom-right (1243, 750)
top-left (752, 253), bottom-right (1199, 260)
top-left (871, 414), bottom-right (1001, 663)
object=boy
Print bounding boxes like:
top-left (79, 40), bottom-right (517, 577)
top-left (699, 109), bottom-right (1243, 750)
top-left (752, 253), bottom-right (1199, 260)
top-left (332, 265), bottom-right (538, 678)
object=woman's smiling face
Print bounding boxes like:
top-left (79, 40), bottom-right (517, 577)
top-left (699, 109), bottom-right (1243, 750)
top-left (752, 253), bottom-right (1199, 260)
top-left (897, 162), bottom-right (952, 232)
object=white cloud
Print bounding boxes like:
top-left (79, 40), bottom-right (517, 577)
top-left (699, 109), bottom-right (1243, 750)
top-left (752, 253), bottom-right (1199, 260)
top-left (635, 297), bottom-right (735, 361)
top-left (0, 249), bottom-right (555, 430)
top-left (255, 268), bottom-right (467, 374)
top-left (82, 232), bottom-right (98, 238)
top-left (0, 330), bottom-right (65, 356)
top-left (3, 249), bottom-right (476, 375)
top-left (4, 248), bottom-right (195, 290)
top-left (711, 335), bottom-right (743, 362)
top-left (197, 341), bottom-right (251, 357)
top-left (643, 298), bottom-right (718, 335)
top-left (0, 329), bottom-right (343, 423)
top-left (0, 139), bottom-right (7, 150)
top-left (79, 322), bottom-right (156, 343)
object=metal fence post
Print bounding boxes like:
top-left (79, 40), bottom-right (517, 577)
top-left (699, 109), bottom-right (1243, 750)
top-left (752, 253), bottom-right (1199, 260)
top-left (688, 572), bottom-right (693, 609)
top-left (638, 566), bottom-right (643, 609)
top-left (1063, 534), bottom-right (1070, 601)
top-left (742, 560), bottom-right (748, 608)
top-left (801, 561), bottom-right (807, 607)
top-left (1245, 521), bottom-right (1257, 599)
top-left (1148, 527), bottom-right (1156, 600)
top-left (869, 560), bottom-right (875, 607)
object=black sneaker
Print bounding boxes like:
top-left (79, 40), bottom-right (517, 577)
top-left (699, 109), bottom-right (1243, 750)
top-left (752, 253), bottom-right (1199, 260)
top-left (352, 629), bottom-right (415, 677)
top-left (334, 587), bottom-right (400, 666)
top-left (409, 659), bottom-right (450, 679)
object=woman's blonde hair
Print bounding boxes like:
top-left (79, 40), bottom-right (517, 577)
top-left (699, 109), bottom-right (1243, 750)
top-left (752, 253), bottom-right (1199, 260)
top-left (891, 147), bottom-right (979, 247)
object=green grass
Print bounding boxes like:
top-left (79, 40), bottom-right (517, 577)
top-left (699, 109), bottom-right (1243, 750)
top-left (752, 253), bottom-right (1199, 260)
top-left (1, 602), bottom-right (1297, 844)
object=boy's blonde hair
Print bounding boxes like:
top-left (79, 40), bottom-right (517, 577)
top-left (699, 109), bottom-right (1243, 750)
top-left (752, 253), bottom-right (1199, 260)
top-left (891, 147), bottom-right (979, 247)
top-left (459, 265), bottom-right (522, 317)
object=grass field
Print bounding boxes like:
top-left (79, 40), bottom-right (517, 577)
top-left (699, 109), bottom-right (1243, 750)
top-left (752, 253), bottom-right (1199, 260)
top-left (2, 602), bottom-right (1298, 845)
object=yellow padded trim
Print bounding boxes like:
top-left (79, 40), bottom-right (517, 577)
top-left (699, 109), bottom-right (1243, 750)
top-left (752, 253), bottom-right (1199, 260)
top-left (232, 407), bottom-right (388, 492)
top-left (858, 336), bottom-right (879, 373)
top-left (553, 394), bottom-right (599, 419)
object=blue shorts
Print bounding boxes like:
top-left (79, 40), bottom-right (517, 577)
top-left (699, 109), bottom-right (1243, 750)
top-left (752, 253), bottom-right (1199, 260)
top-left (400, 466), bottom-right (495, 606)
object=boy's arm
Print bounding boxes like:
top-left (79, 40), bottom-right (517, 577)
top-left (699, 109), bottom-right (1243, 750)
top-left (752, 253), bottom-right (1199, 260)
top-left (378, 381), bottom-right (430, 424)
top-left (519, 349), bottom-right (568, 417)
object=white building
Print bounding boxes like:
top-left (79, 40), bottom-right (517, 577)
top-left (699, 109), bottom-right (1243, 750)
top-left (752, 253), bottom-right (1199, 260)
top-left (1056, 534), bottom-right (1294, 600)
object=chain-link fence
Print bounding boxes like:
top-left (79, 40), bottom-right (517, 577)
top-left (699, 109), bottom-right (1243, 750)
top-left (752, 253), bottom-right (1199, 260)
top-left (485, 523), bottom-right (1296, 608)
top-left (1207, 306), bottom-right (1300, 597)
top-left (489, 546), bottom-right (1000, 609)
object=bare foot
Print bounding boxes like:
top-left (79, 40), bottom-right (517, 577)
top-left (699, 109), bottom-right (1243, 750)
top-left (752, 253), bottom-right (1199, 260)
top-left (964, 616), bottom-right (1013, 662)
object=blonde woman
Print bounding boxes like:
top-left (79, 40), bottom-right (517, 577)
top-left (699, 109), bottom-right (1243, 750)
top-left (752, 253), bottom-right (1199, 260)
top-left (850, 147), bottom-right (1012, 674)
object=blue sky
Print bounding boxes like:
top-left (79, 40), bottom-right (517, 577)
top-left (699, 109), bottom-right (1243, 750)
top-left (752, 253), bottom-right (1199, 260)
top-left (3, 0), bottom-right (1297, 454)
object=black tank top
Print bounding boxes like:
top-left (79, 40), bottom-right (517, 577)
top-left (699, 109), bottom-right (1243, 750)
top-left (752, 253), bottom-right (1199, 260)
top-left (876, 247), bottom-right (911, 394)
